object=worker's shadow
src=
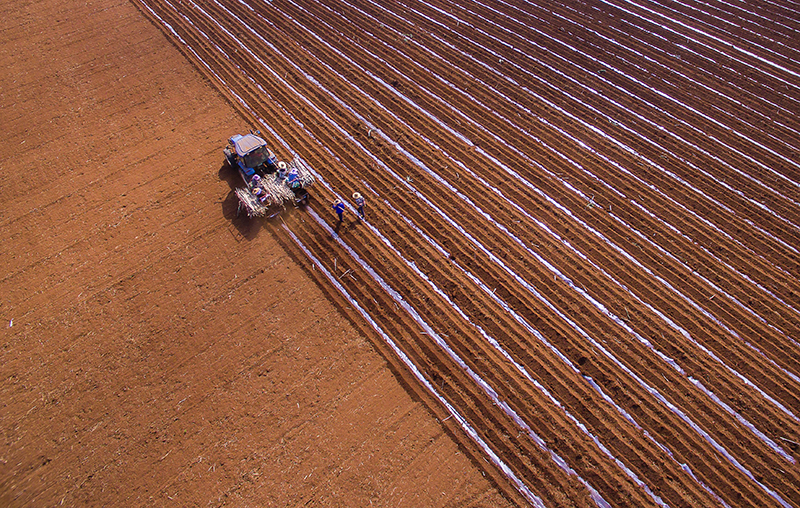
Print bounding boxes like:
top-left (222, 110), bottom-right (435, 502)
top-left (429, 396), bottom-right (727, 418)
top-left (219, 163), bottom-right (262, 240)
top-left (333, 217), bottom-right (362, 235)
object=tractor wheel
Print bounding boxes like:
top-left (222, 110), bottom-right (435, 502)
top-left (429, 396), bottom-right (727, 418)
top-left (223, 148), bottom-right (236, 167)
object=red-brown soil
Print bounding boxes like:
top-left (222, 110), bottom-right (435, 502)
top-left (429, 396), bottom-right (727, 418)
top-left (4, 0), bottom-right (800, 506)
top-left (0, 0), bottom-right (514, 506)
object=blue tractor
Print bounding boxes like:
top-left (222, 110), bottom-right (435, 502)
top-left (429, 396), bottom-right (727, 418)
top-left (224, 132), bottom-right (315, 217)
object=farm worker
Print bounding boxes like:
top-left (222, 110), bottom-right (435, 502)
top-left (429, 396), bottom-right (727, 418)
top-left (352, 192), bottom-right (366, 220)
top-left (277, 161), bottom-right (287, 181)
top-left (332, 199), bottom-right (345, 222)
top-left (286, 167), bottom-right (301, 189)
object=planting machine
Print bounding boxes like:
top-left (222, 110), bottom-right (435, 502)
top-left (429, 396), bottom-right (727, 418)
top-left (224, 131), bottom-right (315, 217)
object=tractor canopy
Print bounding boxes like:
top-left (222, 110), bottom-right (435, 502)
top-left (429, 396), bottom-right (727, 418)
top-left (232, 134), bottom-right (274, 169)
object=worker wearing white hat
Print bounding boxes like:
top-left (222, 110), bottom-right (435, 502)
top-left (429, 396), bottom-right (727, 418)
top-left (352, 192), bottom-right (366, 220)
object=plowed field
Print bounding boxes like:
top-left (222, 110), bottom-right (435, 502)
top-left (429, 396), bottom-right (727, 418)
top-left (5, 0), bottom-right (800, 506)
top-left (131, 0), bottom-right (800, 505)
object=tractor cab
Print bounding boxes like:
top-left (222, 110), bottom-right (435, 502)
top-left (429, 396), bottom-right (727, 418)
top-left (226, 133), bottom-right (278, 177)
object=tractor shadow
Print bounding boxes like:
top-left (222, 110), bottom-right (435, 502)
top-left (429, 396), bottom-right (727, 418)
top-left (218, 162), bottom-right (263, 240)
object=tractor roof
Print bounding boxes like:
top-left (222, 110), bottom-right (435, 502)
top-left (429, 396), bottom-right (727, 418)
top-left (233, 134), bottom-right (267, 157)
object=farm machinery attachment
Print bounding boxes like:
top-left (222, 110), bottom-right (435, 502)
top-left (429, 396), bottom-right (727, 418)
top-left (224, 132), bottom-right (315, 217)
